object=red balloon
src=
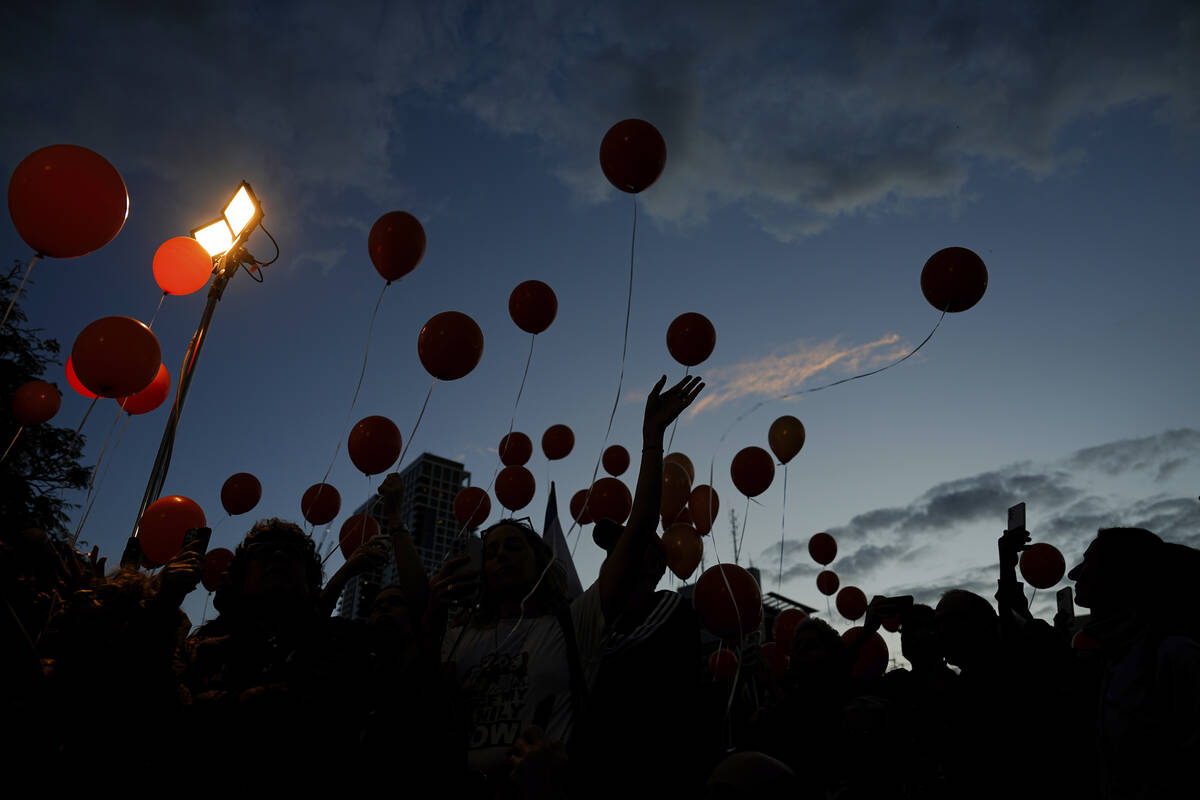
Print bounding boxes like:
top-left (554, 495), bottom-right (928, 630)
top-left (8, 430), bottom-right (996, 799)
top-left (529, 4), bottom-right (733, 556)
top-left (542, 424), bottom-right (574, 460)
top-left (664, 452), bottom-right (695, 484)
top-left (772, 608), bottom-right (809, 656)
top-left (569, 489), bottom-right (594, 525)
top-left (761, 641), bottom-right (789, 678)
top-left (339, 514), bottom-right (381, 560)
top-left (1019, 543), bottom-right (1067, 589)
top-left (768, 415), bottom-right (805, 465)
top-left (453, 486), bottom-right (492, 528)
top-left (220, 473), bottom-right (262, 516)
top-left (152, 236), bottom-right (212, 295)
top-left (589, 477), bottom-right (632, 524)
top-left (508, 280), bottom-right (557, 335)
top-left (689, 484), bottom-right (720, 535)
top-left (301, 483), bottom-right (341, 526)
top-left (730, 446), bottom-right (775, 498)
top-left (602, 445), bottom-right (629, 477)
top-left (599, 119), bottom-right (667, 194)
top-left (118, 363), bottom-right (170, 415)
top-left (65, 357), bottom-right (97, 399)
top-left (816, 570), bottom-right (840, 596)
top-left (663, 523), bottom-right (703, 580)
top-left (882, 615), bottom-right (902, 633)
top-left (8, 144), bottom-right (128, 258)
top-left (71, 316), bottom-right (161, 398)
top-left (201, 547), bottom-right (234, 592)
top-left (499, 432), bottom-right (533, 466)
top-left (709, 648), bottom-right (739, 680)
top-left (368, 211), bottom-right (426, 282)
top-left (694, 564), bottom-right (763, 639)
top-left (12, 380), bottom-right (61, 425)
top-left (808, 532), bottom-right (837, 566)
top-left (920, 246), bottom-right (988, 313)
top-left (347, 415), bottom-right (402, 475)
top-left (836, 586), bottom-right (868, 621)
top-left (138, 495), bottom-right (206, 565)
top-left (666, 312), bottom-right (716, 367)
top-left (663, 504), bottom-right (692, 529)
top-left (661, 463), bottom-right (692, 523)
top-left (417, 311), bottom-right (484, 381)
top-left (495, 465), bottom-right (536, 511)
top-left (842, 626), bottom-right (890, 679)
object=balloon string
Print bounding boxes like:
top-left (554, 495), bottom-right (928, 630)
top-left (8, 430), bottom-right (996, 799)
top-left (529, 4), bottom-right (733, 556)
top-left (147, 292), bottom-right (167, 330)
top-left (736, 495), bottom-right (750, 564)
top-left (0, 427), bottom-right (22, 465)
top-left (333, 474), bottom-right (376, 568)
top-left (199, 592), bottom-right (210, 630)
top-left (666, 366), bottom-right (689, 452)
top-left (778, 464), bottom-right (787, 589)
top-left (70, 405), bottom-right (124, 546)
top-left (66, 396), bottom-right (99, 468)
top-left (703, 480), bottom-right (745, 729)
top-left (393, 379), bottom-right (434, 475)
top-left (0, 254), bottom-right (38, 336)
top-left (73, 412), bottom-right (131, 546)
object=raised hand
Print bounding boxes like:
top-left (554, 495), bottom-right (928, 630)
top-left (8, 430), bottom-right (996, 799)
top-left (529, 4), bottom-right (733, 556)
top-left (643, 374), bottom-right (705, 438)
top-left (344, 534), bottom-right (392, 577)
top-left (429, 555), bottom-right (481, 611)
top-left (158, 544), bottom-right (204, 606)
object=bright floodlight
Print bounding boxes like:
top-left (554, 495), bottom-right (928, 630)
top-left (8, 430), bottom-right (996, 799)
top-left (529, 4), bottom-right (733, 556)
top-left (191, 218), bottom-right (234, 257)
top-left (223, 182), bottom-right (261, 237)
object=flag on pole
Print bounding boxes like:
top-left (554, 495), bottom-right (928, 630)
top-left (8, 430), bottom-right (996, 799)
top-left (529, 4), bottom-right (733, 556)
top-left (544, 481), bottom-right (583, 599)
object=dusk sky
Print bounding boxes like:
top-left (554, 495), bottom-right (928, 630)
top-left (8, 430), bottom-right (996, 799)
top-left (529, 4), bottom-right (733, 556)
top-left (5, 2), bottom-right (1198, 639)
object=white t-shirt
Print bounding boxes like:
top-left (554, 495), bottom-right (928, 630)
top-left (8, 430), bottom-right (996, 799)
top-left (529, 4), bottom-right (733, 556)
top-left (443, 581), bottom-right (605, 775)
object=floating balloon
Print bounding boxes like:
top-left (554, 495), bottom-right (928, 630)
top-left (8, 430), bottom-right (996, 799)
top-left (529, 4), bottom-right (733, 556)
top-left (138, 495), bottom-right (205, 565)
top-left (730, 446), bottom-right (775, 498)
top-left (417, 311), bottom-right (484, 381)
top-left (920, 246), bottom-right (988, 313)
top-left (661, 463), bottom-right (692, 524)
top-left (693, 563), bottom-right (763, 639)
top-left (65, 357), bottom-right (97, 399)
top-left (589, 477), bottom-right (632, 524)
top-left (8, 144), bottom-right (128, 258)
top-left (709, 648), bottom-right (739, 680)
top-left (508, 280), bottom-right (557, 335)
top-left (882, 615), bottom-right (902, 633)
top-left (816, 570), bottom-right (840, 596)
top-left (761, 642), bottom-right (789, 678)
top-left (201, 547), bottom-right (234, 592)
top-left (842, 626), bottom-right (889, 679)
top-left (602, 445), bottom-right (629, 477)
top-left (542, 424), bottom-right (574, 460)
top-left (12, 380), bottom-right (61, 425)
top-left (152, 236), bottom-right (212, 295)
top-left (339, 514), bottom-right (381, 560)
top-left (569, 489), bottom-right (593, 525)
top-left (1019, 543), bottom-right (1066, 589)
top-left (688, 484), bottom-right (719, 535)
top-left (453, 486), bottom-right (491, 528)
top-left (495, 465), bottom-right (536, 511)
top-left (808, 532), bottom-right (837, 566)
top-left (368, 211), bottom-right (425, 282)
top-left (347, 415), bottom-right (402, 476)
top-left (663, 523), bottom-right (703, 580)
top-left (663, 504), bottom-right (692, 529)
top-left (836, 586), bottom-right (868, 621)
top-left (301, 483), bottom-right (341, 526)
top-left (768, 415), bottom-right (805, 465)
top-left (599, 119), bottom-right (667, 194)
top-left (118, 363), bottom-right (170, 415)
top-left (221, 473), bottom-right (262, 516)
top-left (772, 608), bottom-right (809, 657)
top-left (664, 452), bottom-right (695, 484)
top-left (499, 432), bottom-right (533, 466)
top-left (71, 316), bottom-right (161, 398)
top-left (666, 313), bottom-right (716, 367)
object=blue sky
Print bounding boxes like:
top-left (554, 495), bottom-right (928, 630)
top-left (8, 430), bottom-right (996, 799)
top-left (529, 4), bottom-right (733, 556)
top-left (4, 1), bottom-right (1198, 637)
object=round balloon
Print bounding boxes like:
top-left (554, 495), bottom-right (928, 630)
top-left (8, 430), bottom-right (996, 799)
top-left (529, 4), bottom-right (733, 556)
top-left (709, 648), bottom-right (739, 680)
top-left (599, 119), bottom-right (667, 194)
top-left (808, 532), bottom-right (837, 566)
top-left (498, 431), bottom-right (533, 466)
top-left (454, 486), bottom-right (492, 528)
top-left (542, 424), bottom-right (574, 460)
top-left (816, 570), bottom-right (840, 596)
top-left (663, 505), bottom-right (692, 529)
top-left (8, 144), bottom-right (128, 258)
top-left (339, 514), bottom-right (381, 560)
top-left (417, 311), bottom-right (484, 381)
top-left (368, 211), bottom-right (425, 282)
top-left (920, 246), bottom-right (988, 313)
top-left (12, 380), bottom-right (61, 426)
top-left (347, 415), bottom-right (402, 475)
top-left (772, 608), bottom-right (809, 657)
top-left (842, 626), bottom-right (889, 679)
top-left (730, 446), bottom-right (775, 498)
top-left (569, 489), bottom-right (593, 525)
top-left (508, 280), bottom-right (557, 335)
top-left (768, 415), bottom-right (805, 465)
top-left (118, 363), bottom-right (170, 415)
top-left (495, 465), bottom-right (536, 511)
top-left (589, 477), bottom-right (632, 524)
top-left (201, 547), bottom-right (234, 592)
top-left (138, 495), bottom-right (205, 565)
top-left (662, 524), bottom-right (703, 580)
top-left (220, 472), bottom-right (262, 516)
top-left (666, 312), bottom-right (716, 367)
top-left (602, 445), bottom-right (630, 477)
top-left (688, 484), bottom-right (720, 535)
top-left (301, 483), bottom-right (341, 526)
top-left (1019, 542), bottom-right (1066, 589)
top-left (152, 236), bottom-right (212, 295)
top-left (664, 452), bottom-right (695, 484)
top-left (836, 586), bottom-right (868, 621)
top-left (71, 316), bottom-right (161, 398)
top-left (661, 463), bottom-right (692, 524)
top-left (65, 357), bottom-right (97, 399)
top-left (693, 563), bottom-right (763, 639)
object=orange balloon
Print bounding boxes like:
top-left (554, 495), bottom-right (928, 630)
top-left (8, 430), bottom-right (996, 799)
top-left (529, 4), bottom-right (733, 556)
top-left (201, 547), bottom-right (234, 592)
top-left (664, 452), bottom-right (695, 484)
top-left (808, 532), bottom-right (837, 566)
top-left (220, 472), bottom-right (262, 516)
top-left (65, 357), bottom-right (97, 399)
top-left (71, 316), bottom-right (161, 398)
top-left (694, 564), bottom-right (762, 639)
top-left (663, 523), bottom-right (703, 580)
top-left (920, 246), bottom-right (988, 313)
top-left (347, 415), bottom-right (402, 475)
top-left (508, 280), bottom-right (557, 334)
top-left (368, 211), bottom-right (426, 282)
top-left (709, 648), bottom-right (739, 679)
top-left (339, 514), bottom-right (381, 560)
top-left (138, 495), bottom-right (206, 565)
top-left (599, 119), bottom-right (667, 194)
top-left (11, 380), bottom-right (61, 425)
top-left (499, 432), bottom-right (533, 466)
top-left (836, 586), bottom-right (868, 621)
top-left (816, 570), bottom-right (840, 596)
top-left (602, 445), bottom-right (630, 477)
top-left (541, 424), bottom-right (574, 460)
top-left (301, 483), bottom-right (341, 526)
top-left (589, 477), bottom-right (632, 524)
top-left (666, 312), bottom-right (716, 367)
top-left (569, 489), bottom-right (593, 525)
top-left (454, 487), bottom-right (491, 528)
top-left (1019, 543), bottom-right (1066, 589)
top-left (8, 144), bottom-right (128, 258)
top-left (661, 463), bottom-right (692, 522)
top-left (417, 311), bottom-right (484, 381)
top-left (772, 608), bottom-right (809, 656)
top-left (152, 236), bottom-right (212, 295)
top-left (688, 484), bottom-right (720, 535)
top-left (842, 626), bottom-right (889, 679)
top-left (118, 363), bottom-right (170, 415)
top-left (495, 465), bottom-right (536, 511)
top-left (730, 446), bottom-right (775, 497)
top-left (768, 415), bottom-right (805, 465)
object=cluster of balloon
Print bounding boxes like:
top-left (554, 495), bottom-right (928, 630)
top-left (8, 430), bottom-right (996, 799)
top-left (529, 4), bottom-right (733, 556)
top-left (589, 477), bottom-right (632, 524)
top-left (920, 246), bottom-right (988, 313)
top-left (809, 532), bottom-right (837, 565)
top-left (772, 608), bottom-right (809, 657)
top-left (138, 495), bottom-right (206, 565)
top-left (542, 424), bottom-right (574, 460)
top-left (760, 641), bottom-right (789, 678)
top-left (570, 489), bottom-right (593, 525)
top-left (767, 416), bottom-right (805, 465)
top-left (709, 648), bottom-right (739, 680)
top-left (836, 586), bottom-right (868, 621)
top-left (11, 380), bottom-right (61, 426)
top-left (348, 415), bottom-right (402, 476)
top-left (417, 311), bottom-right (484, 381)
top-left (662, 523), bottom-right (703, 579)
top-left (666, 312), bottom-right (717, 367)
top-left (152, 237), bottom-right (212, 296)
top-left (509, 280), bottom-right (557, 335)
top-left (65, 357), bottom-right (97, 399)
top-left (689, 484), bottom-right (719, 535)
top-left (816, 570), bottom-right (840, 596)
top-left (339, 514), bottom-right (381, 559)
top-left (8, 144), bottom-right (128, 258)
top-left (201, 548), bottom-right (234, 592)
top-left (842, 626), bottom-right (890, 679)
top-left (730, 446), bottom-right (775, 498)
top-left (368, 211), bottom-right (426, 283)
top-left (601, 445), bottom-right (629, 477)
top-left (220, 473), bottom-right (262, 516)
top-left (1019, 542), bottom-right (1066, 589)
top-left (71, 317), bottom-right (161, 398)
top-left (499, 432), bottom-right (533, 466)
top-left (495, 465), bottom-right (536, 511)
top-left (599, 119), bottom-right (667, 194)
top-left (118, 363), bottom-right (170, 415)
top-left (453, 486), bottom-right (491, 528)
top-left (301, 483), bottom-right (341, 526)
top-left (693, 563), bottom-right (763, 639)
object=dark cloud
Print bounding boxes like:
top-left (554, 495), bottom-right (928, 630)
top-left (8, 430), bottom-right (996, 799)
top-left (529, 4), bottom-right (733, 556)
top-left (1066, 429), bottom-right (1200, 477)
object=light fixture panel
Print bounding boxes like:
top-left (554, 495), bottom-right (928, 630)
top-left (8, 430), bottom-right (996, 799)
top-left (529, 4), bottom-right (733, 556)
top-left (223, 182), bottom-right (260, 237)
top-left (192, 218), bottom-right (234, 257)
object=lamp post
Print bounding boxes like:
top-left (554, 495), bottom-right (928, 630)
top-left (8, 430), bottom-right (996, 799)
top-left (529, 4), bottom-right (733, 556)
top-left (122, 182), bottom-right (267, 566)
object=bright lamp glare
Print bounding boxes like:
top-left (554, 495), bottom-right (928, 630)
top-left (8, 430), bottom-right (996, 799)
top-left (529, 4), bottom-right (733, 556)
top-left (193, 219), bottom-right (234, 256)
top-left (223, 185), bottom-right (259, 236)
